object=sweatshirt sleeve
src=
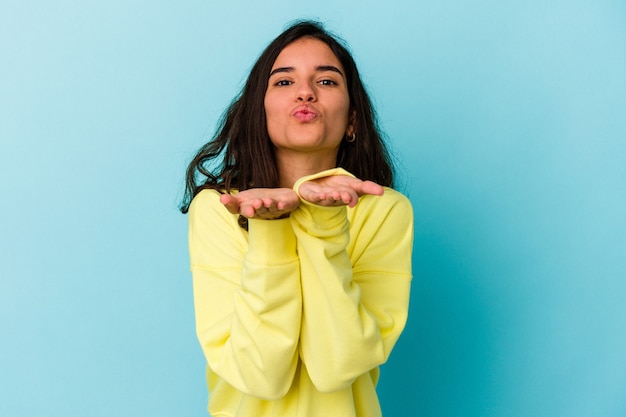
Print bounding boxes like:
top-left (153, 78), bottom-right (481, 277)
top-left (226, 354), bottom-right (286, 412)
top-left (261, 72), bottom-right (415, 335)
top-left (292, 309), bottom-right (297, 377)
top-left (290, 169), bottom-right (413, 393)
top-left (188, 189), bottom-right (302, 400)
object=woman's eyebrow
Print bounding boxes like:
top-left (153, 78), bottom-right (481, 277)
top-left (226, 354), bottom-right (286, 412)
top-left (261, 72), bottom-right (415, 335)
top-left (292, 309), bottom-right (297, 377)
top-left (268, 65), bottom-right (345, 78)
top-left (269, 66), bottom-right (294, 77)
top-left (316, 65), bottom-right (344, 78)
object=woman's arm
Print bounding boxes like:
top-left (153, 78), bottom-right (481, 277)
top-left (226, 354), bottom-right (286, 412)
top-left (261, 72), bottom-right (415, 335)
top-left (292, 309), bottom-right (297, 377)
top-left (290, 170), bottom-right (414, 393)
top-left (188, 189), bottom-right (302, 399)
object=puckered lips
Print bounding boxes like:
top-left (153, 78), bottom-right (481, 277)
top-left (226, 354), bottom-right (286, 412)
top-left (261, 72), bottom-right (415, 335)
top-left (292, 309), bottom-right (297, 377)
top-left (291, 105), bottom-right (319, 122)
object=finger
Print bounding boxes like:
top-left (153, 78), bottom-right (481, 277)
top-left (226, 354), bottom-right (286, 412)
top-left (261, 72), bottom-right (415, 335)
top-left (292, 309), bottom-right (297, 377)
top-left (241, 203), bottom-right (263, 218)
top-left (261, 198), bottom-right (273, 208)
top-left (304, 190), bottom-right (325, 203)
top-left (340, 190), bottom-right (358, 207)
top-left (251, 198), bottom-right (264, 209)
top-left (356, 180), bottom-right (384, 196)
top-left (219, 193), bottom-right (235, 205)
top-left (239, 204), bottom-right (252, 218)
top-left (266, 203), bottom-right (282, 214)
top-left (331, 190), bottom-right (344, 201)
top-left (219, 194), bottom-right (240, 214)
top-left (278, 196), bottom-right (300, 212)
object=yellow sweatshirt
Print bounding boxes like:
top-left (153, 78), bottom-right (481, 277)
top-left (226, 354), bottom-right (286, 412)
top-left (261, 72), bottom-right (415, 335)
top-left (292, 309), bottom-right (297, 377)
top-left (188, 169), bottom-right (414, 417)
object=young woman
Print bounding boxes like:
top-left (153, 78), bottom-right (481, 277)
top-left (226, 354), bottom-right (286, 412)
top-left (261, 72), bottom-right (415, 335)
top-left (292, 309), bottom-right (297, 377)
top-left (181, 20), bottom-right (414, 417)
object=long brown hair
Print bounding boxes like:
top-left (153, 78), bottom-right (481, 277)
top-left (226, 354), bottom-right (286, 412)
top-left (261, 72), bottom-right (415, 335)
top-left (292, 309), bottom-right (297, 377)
top-left (180, 20), bottom-right (395, 213)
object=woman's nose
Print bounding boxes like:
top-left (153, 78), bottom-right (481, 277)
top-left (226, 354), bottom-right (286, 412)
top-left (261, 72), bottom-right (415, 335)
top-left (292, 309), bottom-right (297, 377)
top-left (296, 81), bottom-right (316, 102)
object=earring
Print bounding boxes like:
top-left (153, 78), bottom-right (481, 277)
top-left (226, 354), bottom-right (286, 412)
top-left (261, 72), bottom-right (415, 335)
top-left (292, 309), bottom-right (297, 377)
top-left (346, 132), bottom-right (356, 143)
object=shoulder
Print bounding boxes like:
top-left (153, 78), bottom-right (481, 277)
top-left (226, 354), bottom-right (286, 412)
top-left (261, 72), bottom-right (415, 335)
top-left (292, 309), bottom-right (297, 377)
top-left (355, 187), bottom-right (412, 215)
top-left (381, 187), bottom-right (412, 207)
top-left (188, 188), bottom-right (225, 215)
top-left (188, 188), bottom-right (240, 230)
top-left (348, 187), bottom-right (413, 233)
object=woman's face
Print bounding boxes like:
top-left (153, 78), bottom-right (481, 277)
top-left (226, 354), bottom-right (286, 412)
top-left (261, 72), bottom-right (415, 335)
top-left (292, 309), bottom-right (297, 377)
top-left (264, 37), bottom-right (353, 158)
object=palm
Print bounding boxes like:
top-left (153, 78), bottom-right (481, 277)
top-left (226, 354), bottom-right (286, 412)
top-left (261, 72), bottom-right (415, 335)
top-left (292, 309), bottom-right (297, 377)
top-left (299, 176), bottom-right (384, 207)
top-left (220, 188), bottom-right (300, 219)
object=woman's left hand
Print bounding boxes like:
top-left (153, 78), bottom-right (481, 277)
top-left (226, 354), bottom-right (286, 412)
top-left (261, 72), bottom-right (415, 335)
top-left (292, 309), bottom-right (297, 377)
top-left (220, 188), bottom-right (300, 219)
top-left (298, 175), bottom-right (384, 208)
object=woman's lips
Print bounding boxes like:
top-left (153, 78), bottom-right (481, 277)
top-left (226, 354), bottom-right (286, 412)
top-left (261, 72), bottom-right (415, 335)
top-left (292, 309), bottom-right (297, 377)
top-left (292, 106), bottom-right (318, 122)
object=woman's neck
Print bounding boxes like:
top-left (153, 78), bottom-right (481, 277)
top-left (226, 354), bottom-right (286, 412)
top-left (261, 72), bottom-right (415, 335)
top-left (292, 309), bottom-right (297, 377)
top-left (275, 148), bottom-right (338, 188)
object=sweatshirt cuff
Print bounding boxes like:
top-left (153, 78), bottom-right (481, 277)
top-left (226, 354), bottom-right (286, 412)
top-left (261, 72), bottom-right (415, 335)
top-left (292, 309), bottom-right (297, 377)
top-left (246, 217), bottom-right (297, 264)
top-left (292, 168), bottom-right (355, 197)
top-left (291, 168), bottom-right (354, 233)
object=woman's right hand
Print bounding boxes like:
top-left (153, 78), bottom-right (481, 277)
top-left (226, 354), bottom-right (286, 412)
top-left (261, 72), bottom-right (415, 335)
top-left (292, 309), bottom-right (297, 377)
top-left (220, 188), bottom-right (300, 220)
top-left (298, 175), bottom-right (384, 208)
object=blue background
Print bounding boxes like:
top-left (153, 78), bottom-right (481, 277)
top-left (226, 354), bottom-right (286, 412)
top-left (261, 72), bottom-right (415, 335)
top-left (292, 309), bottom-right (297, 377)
top-left (1, 1), bottom-right (625, 416)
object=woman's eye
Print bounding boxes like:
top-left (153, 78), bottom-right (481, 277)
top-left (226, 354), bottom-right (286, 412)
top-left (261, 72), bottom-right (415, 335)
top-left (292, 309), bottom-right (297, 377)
top-left (275, 80), bottom-right (292, 86)
top-left (319, 79), bottom-right (337, 86)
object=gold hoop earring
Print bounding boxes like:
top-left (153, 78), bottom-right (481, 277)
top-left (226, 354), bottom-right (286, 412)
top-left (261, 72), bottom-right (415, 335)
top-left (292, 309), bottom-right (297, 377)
top-left (346, 132), bottom-right (356, 143)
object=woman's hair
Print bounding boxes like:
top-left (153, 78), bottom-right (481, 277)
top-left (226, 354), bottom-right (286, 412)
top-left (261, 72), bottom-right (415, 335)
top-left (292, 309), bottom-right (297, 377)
top-left (180, 20), bottom-right (395, 213)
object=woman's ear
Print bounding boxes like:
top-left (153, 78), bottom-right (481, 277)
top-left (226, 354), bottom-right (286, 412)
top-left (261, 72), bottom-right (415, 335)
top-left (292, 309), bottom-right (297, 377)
top-left (346, 110), bottom-right (357, 136)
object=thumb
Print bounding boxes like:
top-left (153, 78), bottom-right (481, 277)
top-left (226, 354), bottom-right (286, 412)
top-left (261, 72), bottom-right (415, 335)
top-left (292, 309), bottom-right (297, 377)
top-left (219, 193), bottom-right (241, 214)
top-left (356, 180), bottom-right (384, 196)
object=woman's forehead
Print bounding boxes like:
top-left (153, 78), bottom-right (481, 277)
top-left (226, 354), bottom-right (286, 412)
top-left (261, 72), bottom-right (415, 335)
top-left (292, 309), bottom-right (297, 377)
top-left (272, 38), bottom-right (343, 71)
